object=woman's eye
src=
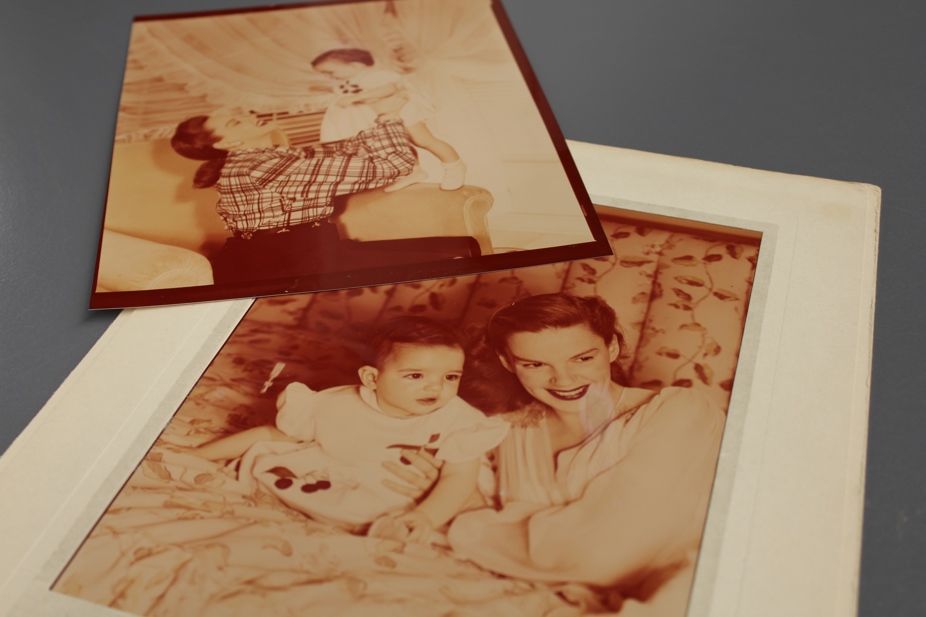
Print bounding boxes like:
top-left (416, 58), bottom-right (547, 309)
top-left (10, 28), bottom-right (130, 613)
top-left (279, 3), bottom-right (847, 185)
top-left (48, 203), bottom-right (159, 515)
top-left (520, 362), bottom-right (544, 369)
top-left (575, 355), bottom-right (595, 363)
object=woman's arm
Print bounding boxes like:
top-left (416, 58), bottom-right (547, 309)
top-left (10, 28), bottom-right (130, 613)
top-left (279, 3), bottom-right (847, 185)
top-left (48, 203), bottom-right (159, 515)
top-left (192, 425), bottom-right (299, 461)
top-left (449, 389), bottom-right (725, 586)
top-left (380, 447), bottom-right (443, 499)
top-left (409, 457), bottom-right (480, 529)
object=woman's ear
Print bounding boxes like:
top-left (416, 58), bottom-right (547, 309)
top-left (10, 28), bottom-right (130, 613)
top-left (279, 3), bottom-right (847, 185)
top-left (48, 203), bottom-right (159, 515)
top-left (608, 339), bottom-right (621, 363)
top-left (497, 353), bottom-right (514, 373)
top-left (358, 366), bottom-right (379, 389)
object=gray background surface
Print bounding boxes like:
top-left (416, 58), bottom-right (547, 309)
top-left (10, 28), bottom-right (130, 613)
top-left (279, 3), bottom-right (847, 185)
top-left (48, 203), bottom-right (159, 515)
top-left (0, 0), bottom-right (922, 614)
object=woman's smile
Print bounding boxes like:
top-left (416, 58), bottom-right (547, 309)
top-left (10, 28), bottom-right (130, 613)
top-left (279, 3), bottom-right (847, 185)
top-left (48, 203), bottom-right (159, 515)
top-left (546, 384), bottom-right (590, 401)
top-left (503, 324), bottom-right (620, 415)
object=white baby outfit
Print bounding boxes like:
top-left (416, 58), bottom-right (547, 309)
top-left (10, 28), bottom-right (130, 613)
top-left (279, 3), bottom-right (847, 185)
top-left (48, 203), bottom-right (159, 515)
top-left (239, 383), bottom-right (508, 528)
top-left (320, 68), bottom-right (434, 143)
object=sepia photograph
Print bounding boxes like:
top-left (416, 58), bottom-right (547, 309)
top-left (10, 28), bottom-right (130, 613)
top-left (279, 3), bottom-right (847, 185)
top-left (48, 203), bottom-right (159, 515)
top-left (89, 0), bottom-right (610, 309)
top-left (58, 205), bottom-right (760, 616)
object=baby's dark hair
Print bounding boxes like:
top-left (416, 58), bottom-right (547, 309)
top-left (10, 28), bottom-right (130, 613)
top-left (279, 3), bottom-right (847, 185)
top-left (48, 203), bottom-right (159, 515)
top-left (312, 48), bottom-right (374, 68)
top-left (365, 316), bottom-right (463, 368)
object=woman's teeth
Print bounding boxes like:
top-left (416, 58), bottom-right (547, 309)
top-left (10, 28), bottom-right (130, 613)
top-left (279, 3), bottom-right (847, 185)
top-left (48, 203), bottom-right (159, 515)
top-left (547, 385), bottom-right (589, 401)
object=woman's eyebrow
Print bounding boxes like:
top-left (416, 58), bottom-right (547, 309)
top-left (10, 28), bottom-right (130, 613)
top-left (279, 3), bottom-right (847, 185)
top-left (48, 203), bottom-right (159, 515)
top-left (570, 347), bottom-right (599, 359)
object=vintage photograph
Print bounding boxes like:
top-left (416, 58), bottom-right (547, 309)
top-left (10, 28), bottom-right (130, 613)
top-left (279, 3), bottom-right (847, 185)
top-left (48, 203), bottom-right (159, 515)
top-left (90, 0), bottom-right (609, 309)
top-left (58, 205), bottom-right (761, 616)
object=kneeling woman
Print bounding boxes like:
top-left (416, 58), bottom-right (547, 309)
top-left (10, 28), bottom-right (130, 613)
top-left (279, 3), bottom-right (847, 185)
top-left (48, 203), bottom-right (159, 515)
top-left (449, 293), bottom-right (726, 615)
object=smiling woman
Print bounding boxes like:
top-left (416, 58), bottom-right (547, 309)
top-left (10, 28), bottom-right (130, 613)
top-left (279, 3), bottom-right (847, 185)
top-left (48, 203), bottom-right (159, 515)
top-left (448, 293), bottom-right (727, 615)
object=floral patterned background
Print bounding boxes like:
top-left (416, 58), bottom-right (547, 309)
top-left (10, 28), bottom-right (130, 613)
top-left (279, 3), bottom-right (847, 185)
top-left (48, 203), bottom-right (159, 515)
top-left (182, 209), bottom-right (759, 447)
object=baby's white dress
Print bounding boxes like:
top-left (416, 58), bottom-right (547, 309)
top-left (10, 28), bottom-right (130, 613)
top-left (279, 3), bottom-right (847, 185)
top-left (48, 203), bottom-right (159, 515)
top-left (239, 383), bottom-right (508, 528)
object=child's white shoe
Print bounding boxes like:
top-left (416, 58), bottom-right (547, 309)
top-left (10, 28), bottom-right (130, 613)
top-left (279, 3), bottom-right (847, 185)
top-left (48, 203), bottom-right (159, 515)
top-left (384, 165), bottom-right (428, 193)
top-left (440, 159), bottom-right (466, 191)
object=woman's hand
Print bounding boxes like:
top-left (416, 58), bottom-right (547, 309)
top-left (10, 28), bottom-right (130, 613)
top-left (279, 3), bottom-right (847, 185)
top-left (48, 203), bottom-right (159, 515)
top-left (381, 448), bottom-right (442, 501)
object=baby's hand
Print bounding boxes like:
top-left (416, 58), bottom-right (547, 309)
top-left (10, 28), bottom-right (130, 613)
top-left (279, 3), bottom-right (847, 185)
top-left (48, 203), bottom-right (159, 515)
top-left (367, 511), bottom-right (435, 545)
top-left (395, 510), bottom-right (435, 544)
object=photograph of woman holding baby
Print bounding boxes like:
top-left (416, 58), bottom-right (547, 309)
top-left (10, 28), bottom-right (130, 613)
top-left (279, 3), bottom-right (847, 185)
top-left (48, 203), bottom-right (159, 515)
top-left (91, 0), bottom-right (609, 308)
top-left (55, 208), bottom-right (759, 616)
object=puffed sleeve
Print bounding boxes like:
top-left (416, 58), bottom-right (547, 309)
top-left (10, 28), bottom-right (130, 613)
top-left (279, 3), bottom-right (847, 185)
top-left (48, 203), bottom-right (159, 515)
top-left (435, 399), bottom-right (510, 464)
top-left (448, 387), bottom-right (725, 588)
top-left (274, 382), bottom-right (319, 441)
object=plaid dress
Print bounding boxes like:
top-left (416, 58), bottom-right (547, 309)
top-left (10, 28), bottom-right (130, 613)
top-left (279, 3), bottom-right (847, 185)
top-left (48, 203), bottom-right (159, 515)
top-left (216, 120), bottom-right (417, 238)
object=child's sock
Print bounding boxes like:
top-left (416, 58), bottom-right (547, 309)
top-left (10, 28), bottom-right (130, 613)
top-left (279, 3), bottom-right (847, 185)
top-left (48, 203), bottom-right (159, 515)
top-left (384, 165), bottom-right (429, 193)
top-left (440, 159), bottom-right (466, 191)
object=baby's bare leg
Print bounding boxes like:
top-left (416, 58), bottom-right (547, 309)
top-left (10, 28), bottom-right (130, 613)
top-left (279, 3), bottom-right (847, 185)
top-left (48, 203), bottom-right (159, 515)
top-left (405, 122), bottom-right (466, 190)
top-left (192, 426), bottom-right (296, 461)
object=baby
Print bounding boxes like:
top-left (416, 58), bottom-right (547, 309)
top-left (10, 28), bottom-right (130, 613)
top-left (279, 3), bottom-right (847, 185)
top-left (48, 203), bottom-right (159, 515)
top-left (193, 316), bottom-right (508, 543)
top-left (311, 48), bottom-right (467, 192)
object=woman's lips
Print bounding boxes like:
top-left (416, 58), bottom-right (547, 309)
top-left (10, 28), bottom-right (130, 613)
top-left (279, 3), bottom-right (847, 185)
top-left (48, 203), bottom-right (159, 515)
top-left (546, 384), bottom-right (590, 401)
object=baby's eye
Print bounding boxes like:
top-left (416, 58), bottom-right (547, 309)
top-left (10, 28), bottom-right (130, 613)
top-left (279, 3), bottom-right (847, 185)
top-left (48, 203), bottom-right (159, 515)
top-left (404, 373), bottom-right (423, 380)
top-left (445, 374), bottom-right (461, 382)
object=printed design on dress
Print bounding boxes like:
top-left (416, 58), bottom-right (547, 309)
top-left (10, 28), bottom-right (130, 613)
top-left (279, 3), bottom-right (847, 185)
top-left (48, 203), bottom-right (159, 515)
top-left (265, 466), bottom-right (333, 493)
top-left (387, 433), bottom-right (440, 464)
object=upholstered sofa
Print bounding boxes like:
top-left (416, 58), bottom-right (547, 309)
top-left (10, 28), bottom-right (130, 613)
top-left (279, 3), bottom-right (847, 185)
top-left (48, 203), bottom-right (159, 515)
top-left (95, 137), bottom-right (494, 293)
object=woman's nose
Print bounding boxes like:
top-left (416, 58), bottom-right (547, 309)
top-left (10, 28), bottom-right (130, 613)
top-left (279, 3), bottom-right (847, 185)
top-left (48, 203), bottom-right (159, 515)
top-left (548, 365), bottom-right (574, 385)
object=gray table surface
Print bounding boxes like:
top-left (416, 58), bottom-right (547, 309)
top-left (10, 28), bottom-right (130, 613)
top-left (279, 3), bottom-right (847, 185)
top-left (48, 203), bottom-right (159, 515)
top-left (1, 1), bottom-right (922, 614)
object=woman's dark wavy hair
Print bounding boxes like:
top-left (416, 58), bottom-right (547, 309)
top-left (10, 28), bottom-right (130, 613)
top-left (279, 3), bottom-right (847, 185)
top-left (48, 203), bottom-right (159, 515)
top-left (170, 115), bottom-right (228, 189)
top-left (458, 293), bottom-right (630, 416)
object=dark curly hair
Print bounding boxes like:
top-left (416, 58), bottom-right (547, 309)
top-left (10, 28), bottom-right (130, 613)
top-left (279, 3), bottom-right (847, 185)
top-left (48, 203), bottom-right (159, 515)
top-left (364, 316), bottom-right (463, 369)
top-left (170, 115), bottom-right (228, 189)
top-left (458, 293), bottom-right (629, 415)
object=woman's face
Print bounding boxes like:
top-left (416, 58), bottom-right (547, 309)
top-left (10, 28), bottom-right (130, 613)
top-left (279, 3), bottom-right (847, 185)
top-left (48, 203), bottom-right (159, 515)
top-left (205, 114), bottom-right (277, 149)
top-left (501, 324), bottom-right (619, 415)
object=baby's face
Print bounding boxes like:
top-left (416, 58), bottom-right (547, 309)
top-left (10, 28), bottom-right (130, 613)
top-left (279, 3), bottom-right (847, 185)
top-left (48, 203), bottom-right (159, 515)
top-left (313, 59), bottom-right (366, 81)
top-left (372, 344), bottom-right (464, 418)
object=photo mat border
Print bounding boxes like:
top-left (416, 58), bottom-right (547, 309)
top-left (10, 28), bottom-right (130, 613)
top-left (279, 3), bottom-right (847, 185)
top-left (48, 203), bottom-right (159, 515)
top-left (0, 141), bottom-right (878, 617)
top-left (28, 201), bottom-right (766, 616)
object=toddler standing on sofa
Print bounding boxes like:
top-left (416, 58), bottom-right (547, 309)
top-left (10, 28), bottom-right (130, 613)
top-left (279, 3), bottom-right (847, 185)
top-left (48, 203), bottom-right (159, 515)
top-left (192, 316), bottom-right (508, 543)
top-left (311, 48), bottom-right (467, 192)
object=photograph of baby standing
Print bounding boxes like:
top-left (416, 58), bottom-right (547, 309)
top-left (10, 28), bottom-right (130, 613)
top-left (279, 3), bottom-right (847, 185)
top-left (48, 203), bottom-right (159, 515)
top-left (90, 0), bottom-right (611, 309)
top-left (55, 206), bottom-right (761, 616)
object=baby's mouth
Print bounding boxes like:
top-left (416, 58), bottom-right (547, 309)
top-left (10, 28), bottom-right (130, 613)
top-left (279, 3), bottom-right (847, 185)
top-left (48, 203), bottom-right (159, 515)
top-left (546, 384), bottom-right (590, 401)
top-left (417, 397), bottom-right (439, 406)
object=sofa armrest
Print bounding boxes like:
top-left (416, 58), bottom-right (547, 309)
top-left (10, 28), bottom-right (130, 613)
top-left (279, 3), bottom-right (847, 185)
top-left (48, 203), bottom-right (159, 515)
top-left (96, 230), bottom-right (214, 292)
top-left (331, 183), bottom-right (494, 255)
